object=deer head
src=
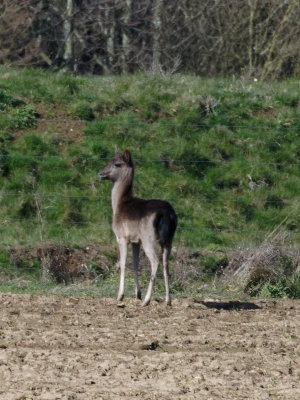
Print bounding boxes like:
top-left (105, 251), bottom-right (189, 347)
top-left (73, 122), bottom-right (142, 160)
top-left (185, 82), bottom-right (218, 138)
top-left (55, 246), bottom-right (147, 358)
top-left (98, 148), bottom-right (133, 182)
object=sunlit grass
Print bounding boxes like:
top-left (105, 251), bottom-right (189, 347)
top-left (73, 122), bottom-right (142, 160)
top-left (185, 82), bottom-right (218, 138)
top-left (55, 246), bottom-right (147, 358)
top-left (0, 68), bottom-right (300, 299)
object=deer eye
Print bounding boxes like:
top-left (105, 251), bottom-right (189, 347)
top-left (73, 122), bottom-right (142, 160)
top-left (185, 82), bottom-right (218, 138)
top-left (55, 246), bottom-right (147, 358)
top-left (114, 163), bottom-right (122, 168)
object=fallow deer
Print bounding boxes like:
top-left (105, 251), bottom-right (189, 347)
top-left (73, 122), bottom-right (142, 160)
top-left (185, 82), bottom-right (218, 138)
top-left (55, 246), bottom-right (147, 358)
top-left (98, 148), bottom-right (177, 306)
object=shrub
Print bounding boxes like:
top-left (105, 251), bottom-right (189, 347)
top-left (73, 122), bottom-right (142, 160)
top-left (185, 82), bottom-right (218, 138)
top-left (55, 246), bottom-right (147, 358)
top-left (203, 254), bottom-right (228, 277)
top-left (70, 103), bottom-right (94, 121)
top-left (261, 275), bottom-right (300, 299)
top-left (223, 233), bottom-right (299, 298)
top-left (10, 105), bottom-right (36, 129)
top-left (0, 90), bottom-right (24, 109)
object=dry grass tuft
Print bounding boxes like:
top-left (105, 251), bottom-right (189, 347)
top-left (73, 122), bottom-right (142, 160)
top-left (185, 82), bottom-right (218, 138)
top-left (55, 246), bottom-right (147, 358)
top-left (223, 232), bottom-right (300, 295)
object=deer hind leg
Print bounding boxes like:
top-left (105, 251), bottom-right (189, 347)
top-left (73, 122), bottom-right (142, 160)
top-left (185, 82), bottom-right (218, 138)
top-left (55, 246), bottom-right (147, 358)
top-left (132, 242), bottom-right (141, 299)
top-left (141, 240), bottom-right (159, 307)
top-left (117, 238), bottom-right (127, 302)
top-left (162, 245), bottom-right (172, 306)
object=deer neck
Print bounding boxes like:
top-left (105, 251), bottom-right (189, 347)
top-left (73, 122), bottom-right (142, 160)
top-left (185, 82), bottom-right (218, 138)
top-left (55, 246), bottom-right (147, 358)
top-left (111, 176), bottom-right (133, 215)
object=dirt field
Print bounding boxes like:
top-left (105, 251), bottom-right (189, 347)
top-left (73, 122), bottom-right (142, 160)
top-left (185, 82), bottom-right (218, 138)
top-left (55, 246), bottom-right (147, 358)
top-left (0, 293), bottom-right (299, 400)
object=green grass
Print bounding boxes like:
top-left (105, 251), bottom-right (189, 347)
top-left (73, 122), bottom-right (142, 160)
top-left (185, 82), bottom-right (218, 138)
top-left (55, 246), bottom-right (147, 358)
top-left (0, 67), bottom-right (300, 298)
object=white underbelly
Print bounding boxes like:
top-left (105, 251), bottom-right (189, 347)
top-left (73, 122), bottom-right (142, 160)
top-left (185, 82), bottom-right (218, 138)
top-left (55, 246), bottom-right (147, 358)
top-left (113, 224), bottom-right (140, 243)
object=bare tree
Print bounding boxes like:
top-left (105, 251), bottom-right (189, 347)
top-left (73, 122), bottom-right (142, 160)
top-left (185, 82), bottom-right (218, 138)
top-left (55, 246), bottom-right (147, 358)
top-left (1, 0), bottom-right (300, 79)
top-left (0, 1), bottom-right (41, 66)
top-left (63, 0), bottom-right (74, 66)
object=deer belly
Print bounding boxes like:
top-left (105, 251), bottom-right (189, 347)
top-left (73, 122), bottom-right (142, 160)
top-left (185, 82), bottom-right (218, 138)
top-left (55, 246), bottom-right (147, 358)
top-left (114, 223), bottom-right (140, 243)
top-left (126, 229), bottom-right (140, 243)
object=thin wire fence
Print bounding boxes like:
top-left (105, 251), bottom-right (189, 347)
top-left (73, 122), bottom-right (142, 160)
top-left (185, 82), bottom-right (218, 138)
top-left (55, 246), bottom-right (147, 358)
top-left (1, 100), bottom-right (299, 267)
top-left (0, 216), bottom-right (296, 234)
top-left (1, 116), bottom-right (300, 131)
top-left (1, 229), bottom-right (298, 274)
top-left (1, 155), bottom-right (300, 168)
top-left (0, 191), bottom-right (295, 203)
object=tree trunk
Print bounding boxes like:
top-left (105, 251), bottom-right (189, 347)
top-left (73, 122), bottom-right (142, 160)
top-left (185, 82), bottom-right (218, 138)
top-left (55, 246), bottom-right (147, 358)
top-left (63, 0), bottom-right (74, 68)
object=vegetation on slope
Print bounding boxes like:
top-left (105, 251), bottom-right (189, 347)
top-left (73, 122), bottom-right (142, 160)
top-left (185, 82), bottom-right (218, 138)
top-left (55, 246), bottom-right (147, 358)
top-left (0, 68), bottom-right (299, 298)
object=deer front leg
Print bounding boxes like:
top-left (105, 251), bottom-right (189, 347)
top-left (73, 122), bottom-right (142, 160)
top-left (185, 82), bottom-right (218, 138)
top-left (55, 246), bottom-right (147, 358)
top-left (117, 238), bottom-right (127, 302)
top-left (132, 242), bottom-right (141, 299)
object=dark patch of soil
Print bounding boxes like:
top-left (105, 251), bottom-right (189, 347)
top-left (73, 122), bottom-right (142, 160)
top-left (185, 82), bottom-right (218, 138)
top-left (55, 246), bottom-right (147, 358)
top-left (253, 108), bottom-right (277, 119)
top-left (11, 102), bottom-right (86, 145)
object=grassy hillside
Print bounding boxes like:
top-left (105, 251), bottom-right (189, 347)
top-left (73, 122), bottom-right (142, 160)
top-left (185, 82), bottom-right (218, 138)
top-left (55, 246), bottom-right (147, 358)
top-left (0, 68), bottom-right (299, 298)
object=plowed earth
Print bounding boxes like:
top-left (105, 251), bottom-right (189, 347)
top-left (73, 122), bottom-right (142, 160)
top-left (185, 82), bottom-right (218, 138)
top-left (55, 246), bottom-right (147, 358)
top-left (0, 294), bottom-right (299, 400)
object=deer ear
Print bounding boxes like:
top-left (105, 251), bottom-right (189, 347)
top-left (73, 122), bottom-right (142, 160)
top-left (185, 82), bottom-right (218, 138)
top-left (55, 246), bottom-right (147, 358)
top-left (123, 149), bottom-right (133, 165)
top-left (114, 145), bottom-right (121, 155)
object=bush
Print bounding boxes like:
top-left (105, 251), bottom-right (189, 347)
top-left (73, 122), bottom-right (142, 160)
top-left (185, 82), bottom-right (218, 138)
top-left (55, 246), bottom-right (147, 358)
top-left (261, 275), bottom-right (300, 299)
top-left (223, 233), bottom-right (300, 298)
top-left (70, 103), bottom-right (94, 121)
top-left (0, 91), bottom-right (24, 109)
top-left (203, 254), bottom-right (228, 277)
top-left (10, 105), bottom-right (36, 129)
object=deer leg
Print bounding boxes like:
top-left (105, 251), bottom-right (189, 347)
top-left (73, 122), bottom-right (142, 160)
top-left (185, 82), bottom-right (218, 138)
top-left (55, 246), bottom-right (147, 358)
top-left (141, 241), bottom-right (159, 307)
top-left (132, 242), bottom-right (141, 299)
top-left (117, 238), bottom-right (127, 302)
top-left (162, 246), bottom-right (172, 306)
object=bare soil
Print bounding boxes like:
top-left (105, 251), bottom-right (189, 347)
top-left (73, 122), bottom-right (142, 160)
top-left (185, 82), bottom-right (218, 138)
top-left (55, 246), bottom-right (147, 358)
top-left (0, 294), bottom-right (299, 400)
